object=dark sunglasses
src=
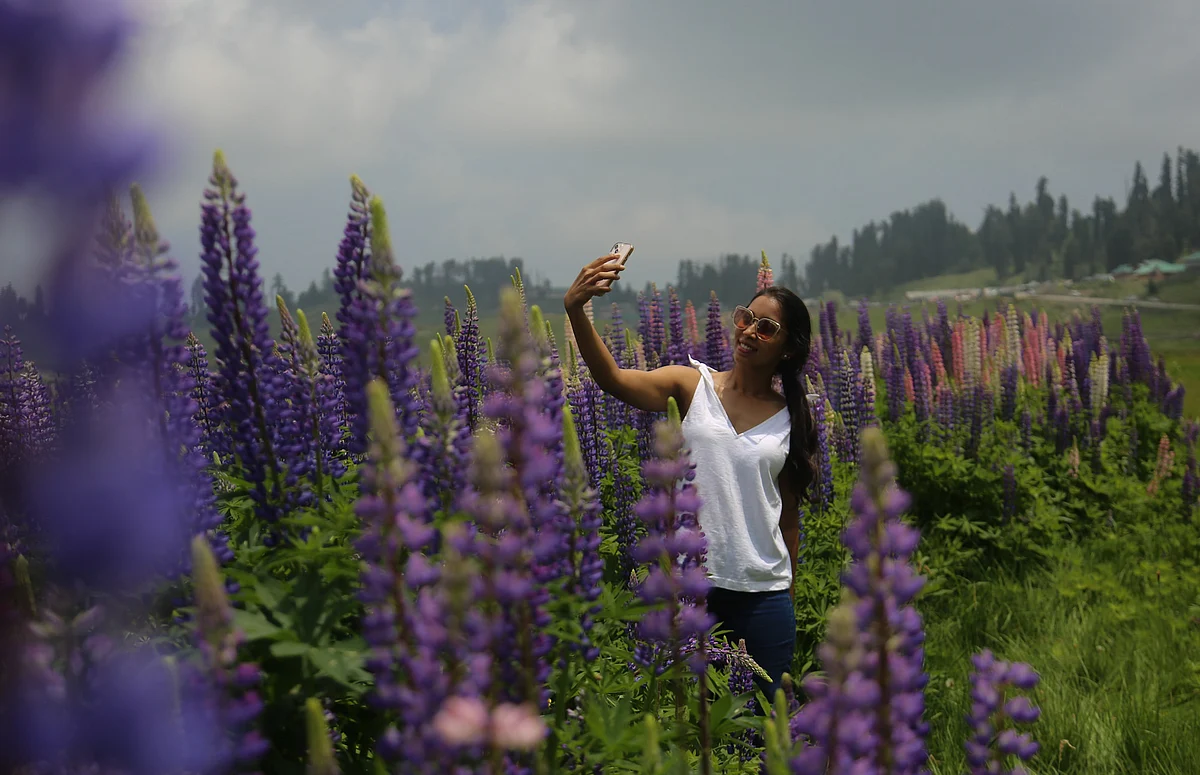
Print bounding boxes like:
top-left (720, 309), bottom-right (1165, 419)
top-left (732, 305), bottom-right (782, 341)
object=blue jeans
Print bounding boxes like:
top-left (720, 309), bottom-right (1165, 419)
top-left (705, 587), bottom-right (796, 706)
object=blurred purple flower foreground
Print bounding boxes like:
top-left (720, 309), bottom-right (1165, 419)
top-left (0, 0), bottom-right (155, 198)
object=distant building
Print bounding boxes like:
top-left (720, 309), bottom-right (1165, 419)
top-left (1133, 259), bottom-right (1188, 282)
top-left (1180, 251), bottom-right (1200, 272)
top-left (1110, 264), bottom-right (1136, 277)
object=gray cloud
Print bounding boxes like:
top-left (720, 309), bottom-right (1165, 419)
top-left (3, 0), bottom-right (1198, 297)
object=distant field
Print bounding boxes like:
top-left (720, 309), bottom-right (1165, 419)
top-left (183, 278), bottom-right (1199, 420)
top-left (414, 292), bottom-right (1200, 420)
top-left (881, 267), bottom-right (1002, 300)
top-left (833, 297), bottom-right (1200, 419)
top-left (1041, 272), bottom-right (1199, 304)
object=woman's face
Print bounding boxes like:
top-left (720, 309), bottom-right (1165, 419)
top-left (732, 295), bottom-right (789, 369)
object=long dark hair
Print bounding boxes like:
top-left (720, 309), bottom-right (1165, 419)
top-left (751, 286), bottom-right (818, 499)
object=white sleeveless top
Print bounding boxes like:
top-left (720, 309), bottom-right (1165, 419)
top-left (681, 357), bottom-right (792, 592)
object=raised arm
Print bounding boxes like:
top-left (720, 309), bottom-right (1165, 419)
top-left (564, 255), bottom-right (698, 414)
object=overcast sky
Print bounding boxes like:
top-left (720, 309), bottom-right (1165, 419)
top-left (3, 0), bottom-right (1199, 296)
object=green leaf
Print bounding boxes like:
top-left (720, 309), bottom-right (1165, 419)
top-left (232, 607), bottom-right (283, 642)
top-left (269, 641), bottom-right (310, 658)
top-left (307, 645), bottom-right (372, 690)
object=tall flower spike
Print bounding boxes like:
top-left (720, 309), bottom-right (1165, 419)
top-left (559, 403), bottom-right (604, 660)
top-left (631, 397), bottom-right (713, 686)
top-left (479, 289), bottom-right (561, 706)
top-left (199, 150), bottom-right (287, 522)
top-left (790, 427), bottom-right (929, 774)
top-left (339, 196), bottom-right (421, 459)
top-left (354, 379), bottom-right (448, 763)
top-left (418, 337), bottom-right (471, 516)
top-left (189, 535), bottom-right (268, 767)
top-left (963, 649), bottom-right (1041, 775)
top-left (705, 291), bottom-right (732, 372)
top-left (456, 285), bottom-right (487, 431)
top-left (756, 251), bottom-right (774, 293)
top-left (667, 287), bottom-right (687, 366)
top-left (0, 0), bottom-right (156, 198)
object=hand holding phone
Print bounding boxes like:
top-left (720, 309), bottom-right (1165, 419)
top-left (599, 242), bottom-right (633, 289)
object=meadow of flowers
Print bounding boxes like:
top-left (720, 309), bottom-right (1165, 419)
top-left (2, 3), bottom-right (1198, 774)
top-left (1, 146), bottom-right (1197, 774)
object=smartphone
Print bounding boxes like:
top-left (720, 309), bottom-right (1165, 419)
top-left (599, 242), bottom-right (633, 289)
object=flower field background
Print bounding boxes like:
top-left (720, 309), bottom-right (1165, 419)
top-left (1, 152), bottom-right (1197, 775)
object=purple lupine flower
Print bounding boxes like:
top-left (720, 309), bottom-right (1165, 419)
top-left (963, 649), bottom-right (1041, 775)
top-left (187, 535), bottom-right (269, 768)
top-left (1053, 405), bottom-right (1070, 454)
top-left (568, 371), bottom-right (605, 490)
top-left (912, 354), bottom-right (932, 431)
top-left (935, 299), bottom-right (952, 356)
top-left (129, 185), bottom-right (228, 564)
top-left (631, 398), bottom-right (713, 679)
top-left (0, 330), bottom-right (55, 477)
top-left (444, 296), bottom-right (457, 338)
top-left (419, 337), bottom-right (471, 516)
top-left (811, 392), bottom-right (835, 511)
top-left (340, 197), bottom-right (422, 461)
top-left (1121, 309), bottom-right (1153, 386)
top-left (856, 349), bottom-right (877, 433)
top-left (885, 343), bottom-right (906, 424)
top-left (275, 303), bottom-right (348, 513)
top-left (560, 404), bottom-right (604, 661)
top-left (29, 186), bottom-right (227, 584)
top-left (789, 427), bottom-right (929, 774)
top-left (637, 290), bottom-right (651, 360)
top-left (1163, 384), bottom-right (1185, 421)
top-left (1000, 364), bottom-right (1018, 421)
top-left (0, 0), bottom-right (156, 199)
top-left (723, 638), bottom-right (762, 760)
top-left (838, 351), bottom-right (860, 464)
top-left (199, 151), bottom-right (287, 522)
top-left (456, 286), bottom-right (487, 432)
top-left (605, 303), bottom-right (630, 430)
top-left (667, 287), bottom-right (688, 366)
top-left (1020, 409), bottom-right (1033, 451)
top-left (185, 333), bottom-right (221, 457)
top-left (23, 384), bottom-right (198, 591)
top-left (331, 175), bottom-right (371, 456)
top-left (935, 383), bottom-right (955, 442)
top-left (316, 312), bottom-right (350, 437)
top-left (824, 300), bottom-right (840, 360)
top-left (333, 174), bottom-right (372, 338)
top-left (478, 290), bottom-right (564, 707)
top-left (855, 299), bottom-right (873, 358)
top-left (705, 291), bottom-right (732, 372)
top-left (8, 637), bottom-right (228, 775)
top-left (354, 380), bottom-right (445, 763)
top-left (647, 284), bottom-right (666, 367)
top-left (15, 363), bottom-right (54, 462)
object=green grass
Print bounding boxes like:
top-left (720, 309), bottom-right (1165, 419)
top-left (921, 534), bottom-right (1200, 774)
top-left (883, 267), bottom-right (1001, 300)
top-left (1052, 273), bottom-right (1200, 303)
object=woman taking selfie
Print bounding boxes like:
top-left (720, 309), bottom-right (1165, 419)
top-left (563, 252), bottom-right (818, 700)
